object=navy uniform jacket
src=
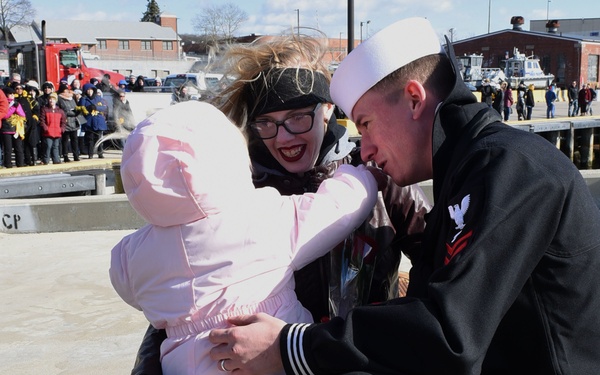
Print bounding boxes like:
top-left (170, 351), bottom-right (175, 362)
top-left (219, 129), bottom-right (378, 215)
top-left (280, 51), bottom-right (600, 374)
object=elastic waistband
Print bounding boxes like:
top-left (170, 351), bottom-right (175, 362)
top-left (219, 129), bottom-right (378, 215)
top-left (166, 289), bottom-right (295, 338)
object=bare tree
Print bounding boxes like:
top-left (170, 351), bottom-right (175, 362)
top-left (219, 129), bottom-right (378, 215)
top-left (192, 2), bottom-right (248, 44)
top-left (0, 0), bottom-right (36, 46)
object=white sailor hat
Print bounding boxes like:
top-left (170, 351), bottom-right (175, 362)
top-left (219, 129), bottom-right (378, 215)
top-left (330, 17), bottom-right (443, 121)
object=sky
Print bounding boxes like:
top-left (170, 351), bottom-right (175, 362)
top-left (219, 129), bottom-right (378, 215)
top-left (27, 0), bottom-right (600, 42)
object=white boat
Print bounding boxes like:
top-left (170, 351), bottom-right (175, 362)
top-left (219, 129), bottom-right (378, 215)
top-left (502, 48), bottom-right (555, 89)
top-left (456, 48), bottom-right (554, 89)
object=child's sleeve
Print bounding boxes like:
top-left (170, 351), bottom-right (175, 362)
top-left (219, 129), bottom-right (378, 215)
top-left (109, 237), bottom-right (141, 311)
top-left (289, 164), bottom-right (378, 269)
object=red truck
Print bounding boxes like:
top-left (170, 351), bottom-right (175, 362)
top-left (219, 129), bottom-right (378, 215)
top-left (8, 40), bottom-right (124, 89)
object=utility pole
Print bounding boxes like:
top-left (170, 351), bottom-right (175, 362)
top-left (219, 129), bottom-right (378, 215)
top-left (487, 0), bottom-right (491, 33)
top-left (348, 0), bottom-right (354, 53)
top-left (295, 9), bottom-right (300, 36)
top-left (339, 31), bottom-right (344, 61)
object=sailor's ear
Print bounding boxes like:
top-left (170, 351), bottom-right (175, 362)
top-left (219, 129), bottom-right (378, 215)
top-left (404, 80), bottom-right (427, 119)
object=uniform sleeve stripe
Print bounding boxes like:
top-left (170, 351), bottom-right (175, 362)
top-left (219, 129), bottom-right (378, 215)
top-left (285, 323), bottom-right (315, 375)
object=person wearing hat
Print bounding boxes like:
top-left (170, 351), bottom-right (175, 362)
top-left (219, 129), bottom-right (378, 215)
top-left (39, 91), bottom-right (66, 165)
top-left (56, 83), bottom-right (81, 162)
top-left (79, 83), bottom-right (108, 158)
top-left (117, 79), bottom-right (130, 92)
top-left (24, 81), bottom-right (42, 165)
top-left (208, 17), bottom-right (600, 374)
top-left (1, 86), bottom-right (26, 168)
top-left (39, 81), bottom-right (55, 107)
top-left (127, 74), bottom-right (136, 92)
top-left (12, 82), bottom-right (36, 165)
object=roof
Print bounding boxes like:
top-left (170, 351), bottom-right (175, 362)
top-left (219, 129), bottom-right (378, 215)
top-left (43, 19), bottom-right (177, 44)
top-left (454, 28), bottom-right (600, 45)
top-left (8, 19), bottom-right (178, 46)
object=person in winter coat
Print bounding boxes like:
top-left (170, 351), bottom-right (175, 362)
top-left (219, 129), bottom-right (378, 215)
top-left (131, 33), bottom-right (430, 375)
top-left (56, 84), bottom-right (81, 162)
top-left (24, 81), bottom-right (41, 165)
top-left (567, 80), bottom-right (579, 116)
top-left (1, 86), bottom-right (26, 168)
top-left (492, 81), bottom-right (505, 117)
top-left (79, 83), bottom-right (108, 158)
top-left (110, 100), bottom-right (380, 375)
top-left (515, 80), bottom-right (526, 120)
top-left (111, 90), bottom-right (136, 147)
top-left (479, 78), bottom-right (495, 108)
top-left (0, 88), bottom-right (8, 166)
top-left (208, 17), bottom-right (600, 375)
top-left (502, 81), bottom-right (514, 121)
top-left (525, 83), bottom-right (536, 120)
top-left (545, 84), bottom-right (557, 119)
top-left (39, 92), bottom-right (66, 165)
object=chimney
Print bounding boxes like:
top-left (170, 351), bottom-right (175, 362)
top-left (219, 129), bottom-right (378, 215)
top-left (546, 20), bottom-right (560, 33)
top-left (510, 16), bottom-right (524, 31)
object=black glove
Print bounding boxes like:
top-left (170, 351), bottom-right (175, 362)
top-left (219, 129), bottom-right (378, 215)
top-left (12, 101), bottom-right (18, 108)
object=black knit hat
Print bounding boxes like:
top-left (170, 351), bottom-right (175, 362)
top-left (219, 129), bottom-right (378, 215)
top-left (2, 86), bottom-right (15, 96)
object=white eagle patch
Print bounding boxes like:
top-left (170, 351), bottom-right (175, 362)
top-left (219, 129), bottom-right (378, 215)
top-left (448, 194), bottom-right (470, 242)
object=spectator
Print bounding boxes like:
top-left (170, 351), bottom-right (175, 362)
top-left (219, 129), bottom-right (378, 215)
top-left (39, 92), bottom-right (66, 165)
top-left (479, 78), bottom-right (494, 108)
top-left (24, 81), bottom-right (42, 165)
top-left (578, 83), bottom-right (591, 116)
top-left (1, 86), bottom-right (26, 168)
top-left (567, 80), bottom-right (579, 117)
top-left (56, 84), bottom-right (81, 162)
top-left (127, 74), bottom-right (136, 92)
top-left (515, 80), bottom-right (526, 120)
top-left (132, 75), bottom-right (145, 92)
top-left (545, 84), bottom-right (557, 119)
top-left (79, 83), bottom-right (108, 158)
top-left (112, 89), bottom-right (135, 147)
top-left (12, 83), bottom-right (34, 165)
top-left (525, 83), bottom-right (535, 120)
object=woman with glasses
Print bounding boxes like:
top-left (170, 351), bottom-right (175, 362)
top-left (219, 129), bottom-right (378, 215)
top-left (131, 33), bottom-right (431, 374)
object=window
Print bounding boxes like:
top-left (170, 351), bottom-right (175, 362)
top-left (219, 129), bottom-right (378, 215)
top-left (118, 40), bottom-right (130, 50)
top-left (98, 40), bottom-right (107, 50)
top-left (59, 49), bottom-right (79, 68)
top-left (588, 55), bottom-right (599, 83)
top-left (162, 41), bottom-right (173, 50)
top-left (141, 41), bottom-right (152, 50)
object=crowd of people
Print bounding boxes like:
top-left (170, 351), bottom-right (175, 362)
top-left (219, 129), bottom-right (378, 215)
top-left (480, 77), bottom-right (598, 121)
top-left (0, 72), bottom-right (135, 168)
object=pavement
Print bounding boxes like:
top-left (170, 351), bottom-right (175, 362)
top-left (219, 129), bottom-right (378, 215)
top-left (0, 229), bottom-right (148, 375)
top-left (0, 98), bottom-right (594, 374)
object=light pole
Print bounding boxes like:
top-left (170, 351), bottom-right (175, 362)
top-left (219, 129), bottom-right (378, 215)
top-left (487, 0), bottom-right (491, 33)
top-left (360, 20), bottom-right (370, 42)
top-left (546, 0), bottom-right (551, 22)
top-left (295, 9), bottom-right (300, 36)
top-left (339, 31), bottom-right (344, 61)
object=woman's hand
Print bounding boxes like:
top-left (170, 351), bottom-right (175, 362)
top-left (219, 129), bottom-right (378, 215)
top-left (209, 313), bottom-right (286, 374)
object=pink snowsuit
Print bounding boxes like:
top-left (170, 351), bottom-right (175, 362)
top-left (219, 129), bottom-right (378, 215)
top-left (109, 101), bottom-right (377, 374)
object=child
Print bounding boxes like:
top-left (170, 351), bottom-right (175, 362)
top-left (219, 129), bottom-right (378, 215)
top-left (1, 87), bottom-right (26, 168)
top-left (109, 101), bottom-right (379, 374)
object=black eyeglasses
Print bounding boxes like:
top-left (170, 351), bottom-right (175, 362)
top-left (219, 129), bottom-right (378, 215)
top-left (248, 104), bottom-right (321, 140)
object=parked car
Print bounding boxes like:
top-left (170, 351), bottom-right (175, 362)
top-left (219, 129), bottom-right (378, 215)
top-left (162, 73), bottom-right (207, 91)
top-left (81, 50), bottom-right (100, 60)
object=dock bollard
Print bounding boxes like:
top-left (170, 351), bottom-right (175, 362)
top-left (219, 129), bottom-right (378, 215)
top-left (113, 163), bottom-right (124, 194)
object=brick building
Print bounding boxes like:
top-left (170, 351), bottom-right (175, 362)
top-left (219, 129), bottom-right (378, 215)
top-left (5, 15), bottom-right (181, 61)
top-left (451, 17), bottom-right (600, 89)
